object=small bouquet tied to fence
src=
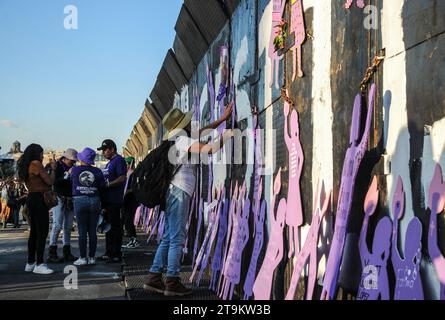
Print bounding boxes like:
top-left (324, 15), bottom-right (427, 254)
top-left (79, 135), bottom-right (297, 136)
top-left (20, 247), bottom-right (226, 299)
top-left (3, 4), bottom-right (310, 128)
top-left (273, 19), bottom-right (289, 53)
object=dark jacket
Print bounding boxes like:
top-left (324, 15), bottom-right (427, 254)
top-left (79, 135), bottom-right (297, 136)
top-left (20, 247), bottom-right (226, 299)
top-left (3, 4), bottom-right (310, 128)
top-left (53, 160), bottom-right (72, 197)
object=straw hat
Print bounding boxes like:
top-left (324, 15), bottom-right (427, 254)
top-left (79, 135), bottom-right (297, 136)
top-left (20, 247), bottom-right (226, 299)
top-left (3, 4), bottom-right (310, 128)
top-left (162, 108), bottom-right (193, 141)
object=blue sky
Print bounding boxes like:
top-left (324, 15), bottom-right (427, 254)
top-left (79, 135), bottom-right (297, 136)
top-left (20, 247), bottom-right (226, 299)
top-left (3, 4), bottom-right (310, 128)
top-left (0, 0), bottom-right (182, 153)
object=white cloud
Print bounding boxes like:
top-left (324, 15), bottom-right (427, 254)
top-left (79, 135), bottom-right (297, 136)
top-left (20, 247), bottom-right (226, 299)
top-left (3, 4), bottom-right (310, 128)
top-left (0, 119), bottom-right (19, 129)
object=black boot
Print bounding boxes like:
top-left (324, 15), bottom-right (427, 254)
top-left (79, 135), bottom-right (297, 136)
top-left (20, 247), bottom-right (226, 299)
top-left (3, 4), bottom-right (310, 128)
top-left (62, 245), bottom-right (77, 262)
top-left (47, 245), bottom-right (59, 263)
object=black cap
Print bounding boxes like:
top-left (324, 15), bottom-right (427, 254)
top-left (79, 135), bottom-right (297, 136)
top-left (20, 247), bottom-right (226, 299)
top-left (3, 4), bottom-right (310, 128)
top-left (97, 139), bottom-right (117, 151)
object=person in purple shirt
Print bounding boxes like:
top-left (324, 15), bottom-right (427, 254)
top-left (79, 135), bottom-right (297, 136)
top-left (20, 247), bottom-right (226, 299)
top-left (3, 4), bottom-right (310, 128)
top-left (71, 148), bottom-right (105, 266)
top-left (97, 139), bottom-right (127, 263)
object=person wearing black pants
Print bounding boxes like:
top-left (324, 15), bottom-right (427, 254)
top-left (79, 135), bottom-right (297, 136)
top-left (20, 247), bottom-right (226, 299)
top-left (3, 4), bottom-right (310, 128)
top-left (97, 139), bottom-right (127, 263)
top-left (122, 157), bottom-right (140, 249)
top-left (18, 144), bottom-right (57, 274)
top-left (27, 193), bottom-right (49, 266)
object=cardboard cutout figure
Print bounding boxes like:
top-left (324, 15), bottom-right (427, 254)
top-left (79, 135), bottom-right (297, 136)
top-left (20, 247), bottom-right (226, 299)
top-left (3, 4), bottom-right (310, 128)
top-left (284, 90), bottom-right (304, 258)
top-left (286, 180), bottom-right (331, 300)
top-left (253, 169), bottom-right (286, 300)
top-left (427, 164), bottom-right (445, 300)
top-left (321, 84), bottom-right (376, 300)
top-left (357, 177), bottom-right (391, 300)
top-left (391, 176), bottom-right (424, 300)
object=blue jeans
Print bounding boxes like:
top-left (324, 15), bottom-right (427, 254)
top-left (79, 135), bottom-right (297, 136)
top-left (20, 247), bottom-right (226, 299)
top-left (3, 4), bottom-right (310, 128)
top-left (74, 196), bottom-right (101, 258)
top-left (150, 185), bottom-right (191, 277)
top-left (49, 197), bottom-right (75, 246)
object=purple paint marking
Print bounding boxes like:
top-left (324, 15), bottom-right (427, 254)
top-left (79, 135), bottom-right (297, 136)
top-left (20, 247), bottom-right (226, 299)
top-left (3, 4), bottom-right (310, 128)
top-left (253, 169), bottom-right (286, 300)
top-left (284, 91), bottom-right (304, 259)
top-left (391, 176), bottom-right (424, 300)
top-left (321, 84), bottom-right (376, 300)
top-left (427, 164), bottom-right (445, 300)
top-left (268, 0), bottom-right (285, 88)
top-left (357, 176), bottom-right (391, 300)
top-left (290, 0), bottom-right (306, 80)
top-left (286, 180), bottom-right (331, 300)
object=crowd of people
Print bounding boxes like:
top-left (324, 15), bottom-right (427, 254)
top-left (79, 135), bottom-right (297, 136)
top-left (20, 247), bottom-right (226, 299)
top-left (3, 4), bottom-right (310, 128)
top-left (10, 139), bottom-right (139, 275)
top-left (2, 100), bottom-right (233, 296)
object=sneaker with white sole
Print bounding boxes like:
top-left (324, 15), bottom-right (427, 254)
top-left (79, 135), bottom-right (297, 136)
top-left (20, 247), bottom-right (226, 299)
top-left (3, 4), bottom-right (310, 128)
top-left (88, 257), bottom-right (96, 265)
top-left (33, 264), bottom-right (54, 274)
top-left (74, 258), bottom-right (88, 266)
top-left (127, 239), bottom-right (140, 249)
top-left (25, 263), bottom-right (36, 272)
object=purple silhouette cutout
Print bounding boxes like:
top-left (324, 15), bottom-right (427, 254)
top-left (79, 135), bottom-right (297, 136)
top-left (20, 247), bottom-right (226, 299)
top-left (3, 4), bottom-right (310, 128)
top-left (218, 182), bottom-right (238, 292)
top-left (290, 0), bottom-right (306, 80)
top-left (193, 85), bottom-right (200, 123)
top-left (217, 45), bottom-right (229, 135)
top-left (268, 0), bottom-right (285, 88)
top-left (321, 84), bottom-right (376, 300)
top-left (156, 211), bottom-right (165, 244)
top-left (210, 188), bottom-right (229, 291)
top-left (220, 181), bottom-right (250, 300)
top-left (427, 164), bottom-right (445, 300)
top-left (253, 169), bottom-right (287, 300)
top-left (190, 189), bottom-right (221, 285)
top-left (391, 176), bottom-right (424, 300)
top-left (148, 210), bottom-right (163, 243)
top-left (192, 198), bottom-right (204, 267)
top-left (356, 176), bottom-right (391, 300)
top-left (183, 192), bottom-right (197, 262)
top-left (286, 180), bottom-right (331, 300)
top-left (284, 90), bottom-right (304, 259)
top-left (197, 189), bottom-right (224, 286)
top-left (243, 107), bottom-right (267, 300)
top-left (344, 0), bottom-right (365, 9)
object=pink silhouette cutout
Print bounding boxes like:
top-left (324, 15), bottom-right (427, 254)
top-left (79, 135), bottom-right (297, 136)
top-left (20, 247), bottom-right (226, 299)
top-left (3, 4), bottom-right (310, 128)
top-left (268, 0), bottom-right (285, 88)
top-left (253, 168), bottom-right (287, 300)
top-left (427, 164), bottom-right (445, 300)
top-left (357, 176), bottom-right (391, 300)
top-left (286, 180), bottom-right (331, 300)
top-left (290, 0), bottom-right (306, 80)
top-left (210, 188), bottom-right (230, 291)
top-left (391, 176), bottom-right (424, 300)
top-left (284, 90), bottom-right (304, 259)
top-left (220, 181), bottom-right (250, 300)
top-left (321, 84), bottom-right (376, 300)
top-left (344, 0), bottom-right (365, 9)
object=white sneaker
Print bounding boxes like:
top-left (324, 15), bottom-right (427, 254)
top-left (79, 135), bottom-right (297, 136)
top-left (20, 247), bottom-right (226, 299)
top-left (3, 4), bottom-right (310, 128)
top-left (88, 257), bottom-right (96, 265)
top-left (74, 258), bottom-right (88, 266)
top-left (33, 264), bottom-right (54, 274)
top-left (25, 263), bottom-right (36, 272)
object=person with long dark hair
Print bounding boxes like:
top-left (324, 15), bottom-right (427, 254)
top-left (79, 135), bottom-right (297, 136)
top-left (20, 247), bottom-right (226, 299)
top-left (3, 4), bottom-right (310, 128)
top-left (17, 144), bottom-right (56, 274)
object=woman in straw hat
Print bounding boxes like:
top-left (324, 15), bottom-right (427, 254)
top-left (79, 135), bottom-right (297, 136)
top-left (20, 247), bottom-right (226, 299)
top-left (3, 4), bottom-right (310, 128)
top-left (144, 102), bottom-right (234, 297)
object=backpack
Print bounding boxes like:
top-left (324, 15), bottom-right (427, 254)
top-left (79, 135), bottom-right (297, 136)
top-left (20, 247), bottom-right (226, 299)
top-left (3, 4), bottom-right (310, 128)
top-left (131, 141), bottom-right (180, 211)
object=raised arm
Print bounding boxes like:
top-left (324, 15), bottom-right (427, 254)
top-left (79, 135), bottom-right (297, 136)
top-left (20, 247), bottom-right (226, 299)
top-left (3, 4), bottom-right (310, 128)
top-left (199, 102), bottom-right (233, 135)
